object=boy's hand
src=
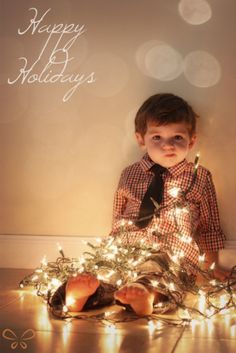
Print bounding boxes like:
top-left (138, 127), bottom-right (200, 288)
top-left (212, 266), bottom-right (231, 281)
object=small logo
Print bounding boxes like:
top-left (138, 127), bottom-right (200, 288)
top-left (2, 329), bottom-right (35, 350)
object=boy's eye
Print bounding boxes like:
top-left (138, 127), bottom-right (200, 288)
top-left (152, 135), bottom-right (161, 141)
top-left (174, 135), bottom-right (183, 141)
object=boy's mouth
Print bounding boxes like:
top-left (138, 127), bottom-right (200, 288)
top-left (165, 153), bottom-right (176, 157)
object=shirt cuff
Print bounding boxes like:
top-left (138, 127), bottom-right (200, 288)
top-left (197, 231), bottom-right (226, 252)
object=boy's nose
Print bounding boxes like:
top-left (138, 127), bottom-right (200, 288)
top-left (161, 139), bottom-right (174, 149)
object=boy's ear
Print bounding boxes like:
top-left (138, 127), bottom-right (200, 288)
top-left (189, 134), bottom-right (197, 149)
top-left (135, 132), bottom-right (146, 149)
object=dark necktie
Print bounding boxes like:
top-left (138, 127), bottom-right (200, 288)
top-left (136, 164), bottom-right (166, 229)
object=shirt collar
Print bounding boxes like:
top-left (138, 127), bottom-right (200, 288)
top-left (140, 153), bottom-right (188, 176)
top-left (140, 153), bottom-right (155, 172)
top-left (167, 159), bottom-right (188, 177)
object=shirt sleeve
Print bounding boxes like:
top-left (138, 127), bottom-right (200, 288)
top-left (110, 171), bottom-right (128, 235)
top-left (197, 170), bottom-right (226, 252)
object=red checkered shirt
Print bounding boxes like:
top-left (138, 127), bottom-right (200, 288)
top-left (111, 154), bottom-right (225, 265)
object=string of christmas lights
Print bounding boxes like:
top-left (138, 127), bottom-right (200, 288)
top-left (19, 154), bottom-right (236, 328)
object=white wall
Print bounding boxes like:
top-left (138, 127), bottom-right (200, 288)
top-left (1, 0), bottom-right (236, 248)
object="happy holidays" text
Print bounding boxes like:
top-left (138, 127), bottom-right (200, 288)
top-left (8, 7), bottom-right (95, 102)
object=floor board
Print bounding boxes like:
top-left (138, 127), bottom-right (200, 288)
top-left (0, 268), bottom-right (235, 353)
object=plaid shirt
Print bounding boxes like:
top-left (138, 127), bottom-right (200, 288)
top-left (111, 154), bottom-right (225, 265)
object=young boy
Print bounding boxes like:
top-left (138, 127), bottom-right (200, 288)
top-left (60, 93), bottom-right (227, 316)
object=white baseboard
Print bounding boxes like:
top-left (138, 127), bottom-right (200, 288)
top-left (0, 234), bottom-right (97, 269)
top-left (0, 234), bottom-right (236, 269)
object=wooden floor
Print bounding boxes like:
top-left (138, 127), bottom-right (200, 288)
top-left (0, 268), bottom-right (235, 353)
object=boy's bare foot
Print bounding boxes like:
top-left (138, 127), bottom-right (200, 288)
top-left (114, 283), bottom-right (155, 316)
top-left (66, 273), bottom-right (100, 311)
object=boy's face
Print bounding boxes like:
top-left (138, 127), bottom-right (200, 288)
top-left (136, 122), bottom-right (196, 168)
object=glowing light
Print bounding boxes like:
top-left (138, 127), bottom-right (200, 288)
top-left (209, 262), bottom-right (216, 271)
top-left (230, 324), bottom-right (236, 338)
top-left (145, 43), bottom-right (183, 81)
top-left (120, 219), bottom-right (126, 227)
top-left (168, 186), bottom-right (181, 198)
top-left (178, 0), bottom-right (212, 25)
top-left (183, 51), bottom-right (221, 88)
top-left (63, 305), bottom-right (69, 313)
top-left (106, 270), bottom-right (115, 278)
top-left (41, 255), bottom-right (48, 267)
top-left (116, 279), bottom-right (122, 286)
top-left (182, 309), bottom-right (191, 320)
top-left (206, 318), bottom-right (214, 335)
top-left (35, 269), bottom-right (43, 273)
top-left (104, 253), bottom-right (116, 260)
top-left (206, 308), bottom-right (215, 317)
top-left (57, 243), bottom-right (62, 251)
top-left (169, 282), bottom-right (175, 291)
top-left (104, 311), bottom-right (116, 318)
top-left (148, 320), bottom-right (156, 335)
top-left (194, 153), bottom-right (200, 171)
top-left (190, 319), bottom-right (200, 333)
top-left (179, 250), bottom-right (185, 258)
top-left (171, 254), bottom-right (179, 263)
top-left (198, 291), bottom-right (206, 312)
top-left (151, 280), bottom-right (159, 287)
top-left (57, 243), bottom-right (65, 257)
top-left (199, 254), bottom-right (205, 262)
top-left (105, 324), bottom-right (116, 334)
top-left (51, 278), bottom-right (62, 287)
top-left (66, 296), bottom-right (76, 307)
top-left (181, 235), bottom-right (192, 244)
top-left (175, 207), bottom-right (188, 216)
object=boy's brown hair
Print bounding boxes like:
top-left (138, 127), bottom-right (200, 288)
top-left (135, 93), bottom-right (198, 137)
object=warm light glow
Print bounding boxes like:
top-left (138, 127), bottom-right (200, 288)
top-left (199, 254), bottom-right (205, 262)
top-left (104, 324), bottom-right (116, 334)
top-left (209, 262), bottom-right (216, 270)
top-left (41, 255), bottom-right (48, 267)
top-left (206, 308), bottom-right (215, 317)
top-left (57, 243), bottom-right (62, 251)
top-left (206, 318), bottom-right (214, 335)
top-left (51, 278), bottom-right (62, 287)
top-left (169, 282), bottom-right (175, 291)
top-left (181, 235), bottom-right (192, 244)
top-left (190, 319), bottom-right (200, 333)
top-left (230, 324), bottom-right (236, 338)
top-left (194, 153), bottom-right (200, 171)
top-left (198, 291), bottom-right (206, 312)
top-left (63, 305), bottom-right (69, 313)
top-left (151, 280), bottom-right (159, 287)
top-left (66, 296), bottom-right (76, 307)
top-left (168, 186), bottom-right (181, 198)
top-left (38, 304), bottom-right (52, 330)
top-left (120, 219), bottom-right (126, 227)
top-left (148, 320), bottom-right (156, 335)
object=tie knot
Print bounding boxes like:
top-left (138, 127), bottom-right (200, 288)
top-left (151, 164), bottom-right (166, 177)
